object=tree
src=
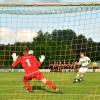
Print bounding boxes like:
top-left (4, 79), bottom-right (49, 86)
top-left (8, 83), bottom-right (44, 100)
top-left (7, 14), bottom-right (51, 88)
top-left (52, 29), bottom-right (77, 44)
top-left (0, 29), bottom-right (100, 68)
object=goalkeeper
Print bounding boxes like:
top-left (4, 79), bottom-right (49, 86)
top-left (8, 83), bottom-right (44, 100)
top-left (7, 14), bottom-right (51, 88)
top-left (12, 48), bottom-right (59, 92)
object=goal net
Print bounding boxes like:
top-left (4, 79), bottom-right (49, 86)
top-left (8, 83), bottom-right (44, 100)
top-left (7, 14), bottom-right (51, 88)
top-left (0, 2), bottom-right (100, 100)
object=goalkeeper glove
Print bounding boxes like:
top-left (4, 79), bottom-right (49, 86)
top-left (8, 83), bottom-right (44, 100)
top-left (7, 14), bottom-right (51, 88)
top-left (39, 55), bottom-right (45, 63)
top-left (11, 53), bottom-right (18, 62)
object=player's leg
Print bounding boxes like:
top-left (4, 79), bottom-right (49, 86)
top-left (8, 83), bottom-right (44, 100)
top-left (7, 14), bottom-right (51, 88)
top-left (80, 68), bottom-right (88, 81)
top-left (24, 75), bottom-right (33, 92)
top-left (41, 78), bottom-right (63, 93)
top-left (35, 71), bottom-right (63, 93)
top-left (42, 78), bottom-right (57, 89)
top-left (73, 72), bottom-right (81, 83)
top-left (73, 67), bottom-right (88, 83)
top-left (73, 67), bottom-right (83, 83)
top-left (35, 72), bottom-right (58, 90)
top-left (79, 73), bottom-right (84, 81)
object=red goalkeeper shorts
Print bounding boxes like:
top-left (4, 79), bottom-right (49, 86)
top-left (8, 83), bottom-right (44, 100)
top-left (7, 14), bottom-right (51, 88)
top-left (24, 71), bottom-right (45, 81)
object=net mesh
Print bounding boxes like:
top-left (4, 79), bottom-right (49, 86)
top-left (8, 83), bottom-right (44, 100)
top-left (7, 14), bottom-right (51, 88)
top-left (0, 2), bottom-right (100, 100)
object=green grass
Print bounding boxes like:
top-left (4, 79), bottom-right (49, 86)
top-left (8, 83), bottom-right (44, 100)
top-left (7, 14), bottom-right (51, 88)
top-left (0, 72), bottom-right (100, 100)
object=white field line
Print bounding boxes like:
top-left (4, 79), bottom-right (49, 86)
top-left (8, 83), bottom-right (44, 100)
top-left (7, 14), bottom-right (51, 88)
top-left (1, 85), bottom-right (100, 88)
top-left (0, 93), bottom-right (100, 96)
top-left (0, 78), bottom-right (67, 80)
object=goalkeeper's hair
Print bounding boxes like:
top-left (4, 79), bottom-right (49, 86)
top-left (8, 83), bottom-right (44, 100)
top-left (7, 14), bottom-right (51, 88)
top-left (23, 47), bottom-right (29, 54)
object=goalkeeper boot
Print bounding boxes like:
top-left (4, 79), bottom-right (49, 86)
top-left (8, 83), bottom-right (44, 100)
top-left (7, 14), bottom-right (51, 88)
top-left (28, 87), bottom-right (33, 93)
top-left (56, 88), bottom-right (64, 94)
top-left (23, 86), bottom-right (33, 93)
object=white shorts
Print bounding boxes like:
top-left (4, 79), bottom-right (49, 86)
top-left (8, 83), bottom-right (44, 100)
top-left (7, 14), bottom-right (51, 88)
top-left (78, 67), bottom-right (88, 73)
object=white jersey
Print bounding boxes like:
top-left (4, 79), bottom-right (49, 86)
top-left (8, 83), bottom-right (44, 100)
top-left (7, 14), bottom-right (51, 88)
top-left (79, 56), bottom-right (91, 67)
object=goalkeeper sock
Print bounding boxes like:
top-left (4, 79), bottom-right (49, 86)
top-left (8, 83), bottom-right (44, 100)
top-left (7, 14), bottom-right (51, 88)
top-left (46, 81), bottom-right (57, 89)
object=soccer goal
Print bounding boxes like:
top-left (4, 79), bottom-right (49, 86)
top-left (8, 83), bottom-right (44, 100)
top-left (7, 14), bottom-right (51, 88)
top-left (0, 2), bottom-right (100, 100)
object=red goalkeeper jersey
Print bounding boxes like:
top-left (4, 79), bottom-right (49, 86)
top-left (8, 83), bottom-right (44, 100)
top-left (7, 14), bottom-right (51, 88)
top-left (12, 54), bottom-right (41, 75)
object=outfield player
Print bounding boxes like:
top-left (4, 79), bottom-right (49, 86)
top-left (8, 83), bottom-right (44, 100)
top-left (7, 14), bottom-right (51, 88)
top-left (12, 48), bottom-right (60, 92)
top-left (73, 51), bottom-right (91, 83)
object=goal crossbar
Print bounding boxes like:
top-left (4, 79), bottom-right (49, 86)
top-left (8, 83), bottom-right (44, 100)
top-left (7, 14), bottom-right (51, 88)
top-left (0, 2), bottom-right (100, 6)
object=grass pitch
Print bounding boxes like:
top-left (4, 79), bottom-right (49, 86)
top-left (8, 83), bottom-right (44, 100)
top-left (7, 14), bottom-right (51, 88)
top-left (0, 72), bottom-right (100, 100)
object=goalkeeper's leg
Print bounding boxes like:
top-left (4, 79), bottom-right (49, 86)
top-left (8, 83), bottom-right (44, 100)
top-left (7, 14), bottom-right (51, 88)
top-left (35, 72), bottom-right (58, 90)
top-left (34, 71), bottom-right (63, 93)
top-left (41, 78), bottom-right (57, 89)
top-left (41, 78), bottom-right (63, 93)
top-left (24, 76), bottom-right (33, 92)
top-left (35, 71), bottom-right (64, 93)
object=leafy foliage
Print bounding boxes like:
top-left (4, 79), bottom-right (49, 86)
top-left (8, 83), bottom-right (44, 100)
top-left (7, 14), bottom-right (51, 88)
top-left (0, 29), bottom-right (100, 68)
